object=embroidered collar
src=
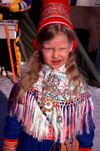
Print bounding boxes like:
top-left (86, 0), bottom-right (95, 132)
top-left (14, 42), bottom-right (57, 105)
top-left (34, 64), bottom-right (70, 101)
top-left (42, 63), bottom-right (67, 75)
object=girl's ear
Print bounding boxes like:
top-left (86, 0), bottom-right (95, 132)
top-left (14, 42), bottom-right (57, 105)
top-left (69, 42), bottom-right (73, 52)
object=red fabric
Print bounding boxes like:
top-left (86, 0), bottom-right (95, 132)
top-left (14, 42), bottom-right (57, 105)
top-left (37, 16), bottom-right (73, 34)
top-left (2, 138), bottom-right (18, 151)
top-left (3, 138), bottom-right (18, 142)
top-left (32, 38), bottom-right (38, 51)
top-left (41, 0), bottom-right (70, 16)
top-left (42, 125), bottom-right (55, 140)
top-left (78, 148), bottom-right (92, 151)
top-left (73, 39), bottom-right (78, 51)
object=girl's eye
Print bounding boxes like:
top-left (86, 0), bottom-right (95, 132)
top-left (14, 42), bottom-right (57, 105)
top-left (60, 48), bottom-right (68, 51)
top-left (43, 48), bottom-right (53, 51)
top-left (47, 48), bottom-right (52, 50)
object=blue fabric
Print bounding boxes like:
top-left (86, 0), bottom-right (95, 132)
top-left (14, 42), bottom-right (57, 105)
top-left (4, 115), bottom-right (94, 150)
top-left (76, 107), bottom-right (95, 148)
top-left (76, 129), bottom-right (94, 148)
top-left (17, 131), bottom-right (60, 151)
top-left (4, 116), bottom-right (22, 139)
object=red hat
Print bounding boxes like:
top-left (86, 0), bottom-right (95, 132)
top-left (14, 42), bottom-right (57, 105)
top-left (32, 0), bottom-right (77, 51)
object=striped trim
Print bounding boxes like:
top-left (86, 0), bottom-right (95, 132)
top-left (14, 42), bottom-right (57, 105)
top-left (19, 1), bottom-right (29, 10)
top-left (38, 21), bottom-right (72, 34)
top-left (3, 138), bottom-right (18, 151)
top-left (41, 3), bottom-right (69, 20)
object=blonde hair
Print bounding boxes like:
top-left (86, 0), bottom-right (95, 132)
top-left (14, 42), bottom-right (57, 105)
top-left (66, 51), bottom-right (87, 100)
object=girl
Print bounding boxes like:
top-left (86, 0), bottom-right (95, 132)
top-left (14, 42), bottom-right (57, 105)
top-left (2, 0), bottom-right (95, 150)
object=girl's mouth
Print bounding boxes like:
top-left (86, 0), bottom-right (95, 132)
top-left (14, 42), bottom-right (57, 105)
top-left (52, 60), bottom-right (61, 65)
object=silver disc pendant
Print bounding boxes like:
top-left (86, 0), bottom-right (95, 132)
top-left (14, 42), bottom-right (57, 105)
top-left (57, 115), bottom-right (63, 124)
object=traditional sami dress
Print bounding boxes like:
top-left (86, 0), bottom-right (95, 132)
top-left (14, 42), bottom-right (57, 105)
top-left (3, 64), bottom-right (95, 151)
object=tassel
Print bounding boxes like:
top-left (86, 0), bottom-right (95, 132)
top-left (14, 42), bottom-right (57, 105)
top-left (85, 99), bottom-right (89, 134)
top-left (23, 92), bottom-right (33, 126)
top-left (27, 97), bottom-right (34, 129)
top-left (68, 104), bottom-right (71, 139)
top-left (71, 103), bottom-right (75, 136)
top-left (60, 106), bottom-right (64, 143)
top-left (62, 106), bottom-right (67, 142)
top-left (79, 99), bottom-right (85, 133)
top-left (52, 108), bottom-right (59, 141)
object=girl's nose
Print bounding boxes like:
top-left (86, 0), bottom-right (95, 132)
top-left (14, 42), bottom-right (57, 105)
top-left (52, 50), bottom-right (59, 58)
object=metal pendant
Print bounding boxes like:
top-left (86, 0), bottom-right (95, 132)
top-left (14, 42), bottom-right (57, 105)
top-left (57, 115), bottom-right (63, 124)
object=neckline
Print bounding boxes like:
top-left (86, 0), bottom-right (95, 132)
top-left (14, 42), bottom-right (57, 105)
top-left (43, 63), bottom-right (67, 73)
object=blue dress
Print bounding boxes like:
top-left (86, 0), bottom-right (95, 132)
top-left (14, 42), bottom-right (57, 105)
top-left (4, 113), bottom-right (94, 150)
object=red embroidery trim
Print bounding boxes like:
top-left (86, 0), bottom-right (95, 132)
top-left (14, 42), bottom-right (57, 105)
top-left (78, 148), bottom-right (92, 151)
top-left (3, 138), bottom-right (18, 151)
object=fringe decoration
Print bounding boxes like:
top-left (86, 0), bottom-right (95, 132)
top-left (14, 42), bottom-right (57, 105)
top-left (51, 108), bottom-right (59, 141)
top-left (9, 90), bottom-right (95, 143)
top-left (79, 99), bottom-right (86, 134)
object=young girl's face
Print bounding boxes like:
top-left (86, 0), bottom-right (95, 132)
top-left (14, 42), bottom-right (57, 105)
top-left (40, 31), bottom-right (73, 69)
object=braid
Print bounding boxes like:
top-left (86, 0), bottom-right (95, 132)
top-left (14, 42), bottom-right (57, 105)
top-left (66, 51), bottom-right (87, 100)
